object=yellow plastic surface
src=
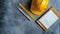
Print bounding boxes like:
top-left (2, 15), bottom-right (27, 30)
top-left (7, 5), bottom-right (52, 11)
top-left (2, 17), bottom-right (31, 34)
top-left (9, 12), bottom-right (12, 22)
top-left (30, 0), bottom-right (48, 15)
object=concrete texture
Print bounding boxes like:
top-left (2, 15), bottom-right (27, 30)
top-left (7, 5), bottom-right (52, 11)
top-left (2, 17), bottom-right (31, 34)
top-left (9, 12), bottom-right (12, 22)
top-left (0, 0), bottom-right (60, 34)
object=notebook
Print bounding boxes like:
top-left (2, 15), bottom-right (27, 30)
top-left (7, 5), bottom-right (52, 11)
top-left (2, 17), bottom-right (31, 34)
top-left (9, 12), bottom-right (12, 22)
top-left (36, 7), bottom-right (60, 31)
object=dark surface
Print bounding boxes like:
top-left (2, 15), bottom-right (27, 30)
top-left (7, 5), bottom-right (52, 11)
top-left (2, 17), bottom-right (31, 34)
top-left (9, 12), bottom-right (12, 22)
top-left (0, 0), bottom-right (60, 34)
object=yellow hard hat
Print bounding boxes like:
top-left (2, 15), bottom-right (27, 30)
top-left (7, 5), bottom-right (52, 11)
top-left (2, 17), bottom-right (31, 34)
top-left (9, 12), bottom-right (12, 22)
top-left (30, 0), bottom-right (48, 16)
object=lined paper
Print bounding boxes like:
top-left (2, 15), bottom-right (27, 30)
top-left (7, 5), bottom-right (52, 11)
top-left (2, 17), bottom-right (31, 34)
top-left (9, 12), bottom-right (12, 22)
top-left (39, 10), bottom-right (58, 29)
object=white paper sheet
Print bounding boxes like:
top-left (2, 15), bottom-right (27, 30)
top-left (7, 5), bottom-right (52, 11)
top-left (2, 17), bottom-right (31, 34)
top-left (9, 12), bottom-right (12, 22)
top-left (39, 10), bottom-right (58, 29)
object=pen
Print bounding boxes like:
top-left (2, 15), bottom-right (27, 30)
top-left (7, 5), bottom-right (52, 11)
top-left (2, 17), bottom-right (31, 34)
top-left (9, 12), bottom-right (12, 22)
top-left (18, 8), bottom-right (32, 21)
top-left (19, 3), bottom-right (34, 20)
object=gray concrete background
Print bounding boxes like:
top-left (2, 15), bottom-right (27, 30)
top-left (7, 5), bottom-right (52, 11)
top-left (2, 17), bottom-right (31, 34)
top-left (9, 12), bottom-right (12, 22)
top-left (0, 0), bottom-right (60, 34)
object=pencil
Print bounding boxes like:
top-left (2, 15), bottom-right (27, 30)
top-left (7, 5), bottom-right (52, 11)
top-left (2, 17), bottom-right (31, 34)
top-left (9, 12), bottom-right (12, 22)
top-left (19, 3), bottom-right (34, 19)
